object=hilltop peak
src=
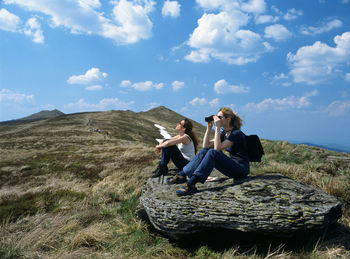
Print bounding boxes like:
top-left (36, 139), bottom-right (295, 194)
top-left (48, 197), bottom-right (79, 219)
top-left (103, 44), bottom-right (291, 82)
top-left (20, 109), bottom-right (65, 121)
top-left (0, 109), bottom-right (65, 125)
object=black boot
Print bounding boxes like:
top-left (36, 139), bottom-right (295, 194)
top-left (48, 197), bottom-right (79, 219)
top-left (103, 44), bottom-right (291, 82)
top-left (151, 164), bottom-right (168, 178)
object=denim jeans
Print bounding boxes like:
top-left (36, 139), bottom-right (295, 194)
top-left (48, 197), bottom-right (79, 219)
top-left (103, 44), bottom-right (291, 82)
top-left (182, 148), bottom-right (249, 183)
top-left (160, 145), bottom-right (190, 170)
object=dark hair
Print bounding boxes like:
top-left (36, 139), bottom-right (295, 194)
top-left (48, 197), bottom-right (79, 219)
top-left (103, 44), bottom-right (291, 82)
top-left (183, 118), bottom-right (199, 154)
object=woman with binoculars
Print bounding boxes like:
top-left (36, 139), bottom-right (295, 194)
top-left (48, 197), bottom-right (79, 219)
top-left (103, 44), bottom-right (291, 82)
top-left (167, 107), bottom-right (250, 196)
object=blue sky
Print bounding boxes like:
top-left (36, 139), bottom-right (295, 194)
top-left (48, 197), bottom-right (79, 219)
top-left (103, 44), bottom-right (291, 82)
top-left (1, 0), bottom-right (350, 149)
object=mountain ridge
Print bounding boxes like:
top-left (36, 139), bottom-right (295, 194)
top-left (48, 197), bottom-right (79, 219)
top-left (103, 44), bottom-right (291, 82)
top-left (0, 109), bottom-right (64, 125)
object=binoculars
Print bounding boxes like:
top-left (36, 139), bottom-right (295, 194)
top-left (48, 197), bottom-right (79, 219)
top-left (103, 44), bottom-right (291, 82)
top-left (205, 115), bottom-right (223, 122)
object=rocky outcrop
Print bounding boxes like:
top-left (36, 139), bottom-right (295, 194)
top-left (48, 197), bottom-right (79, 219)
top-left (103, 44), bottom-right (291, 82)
top-left (137, 171), bottom-right (342, 239)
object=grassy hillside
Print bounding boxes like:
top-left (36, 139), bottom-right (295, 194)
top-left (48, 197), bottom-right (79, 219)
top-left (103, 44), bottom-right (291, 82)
top-left (0, 107), bottom-right (349, 258)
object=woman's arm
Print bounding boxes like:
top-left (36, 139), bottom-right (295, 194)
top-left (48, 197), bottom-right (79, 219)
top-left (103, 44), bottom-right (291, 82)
top-left (213, 116), bottom-right (234, 151)
top-left (203, 122), bottom-right (214, 148)
top-left (156, 134), bottom-right (190, 149)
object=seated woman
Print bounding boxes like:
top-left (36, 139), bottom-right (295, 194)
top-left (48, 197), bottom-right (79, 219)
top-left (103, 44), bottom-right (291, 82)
top-left (151, 119), bottom-right (198, 177)
top-left (167, 107), bottom-right (250, 196)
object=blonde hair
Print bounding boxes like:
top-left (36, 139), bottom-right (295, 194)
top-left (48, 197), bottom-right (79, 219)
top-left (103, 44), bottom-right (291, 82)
top-left (219, 107), bottom-right (242, 130)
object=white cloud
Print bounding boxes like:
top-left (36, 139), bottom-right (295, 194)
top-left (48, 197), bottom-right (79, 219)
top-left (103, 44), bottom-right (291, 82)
top-left (195, 0), bottom-right (239, 11)
top-left (283, 8), bottom-right (302, 21)
top-left (109, 0), bottom-right (155, 44)
top-left (305, 90), bottom-right (319, 97)
top-left (264, 24), bottom-right (292, 41)
top-left (120, 80), bottom-right (166, 91)
top-left (85, 85), bottom-right (102, 91)
top-left (214, 79), bottom-right (250, 94)
top-left (4, 0), bottom-right (155, 45)
top-left (0, 89), bottom-right (34, 103)
top-left (255, 15), bottom-right (279, 24)
top-left (64, 98), bottom-right (134, 112)
top-left (132, 81), bottom-right (164, 91)
top-left (271, 5), bottom-right (282, 15)
top-left (190, 97), bottom-right (219, 107)
top-left (345, 73), bottom-right (350, 81)
top-left (78, 0), bottom-right (101, 9)
top-left (186, 11), bottom-right (269, 65)
top-left (67, 67), bottom-right (107, 85)
top-left (326, 100), bottom-right (350, 116)
top-left (242, 95), bottom-right (312, 112)
top-left (120, 80), bottom-right (132, 87)
top-left (172, 80), bottom-right (185, 91)
top-left (0, 9), bottom-right (44, 43)
top-left (185, 49), bottom-right (211, 63)
top-left (273, 73), bottom-right (288, 80)
top-left (287, 32), bottom-right (350, 85)
top-left (301, 19), bottom-right (342, 36)
top-left (241, 0), bottom-right (266, 14)
top-left (0, 8), bottom-right (21, 32)
top-left (162, 1), bottom-right (180, 18)
top-left (24, 17), bottom-right (44, 43)
top-left (196, 0), bottom-right (266, 13)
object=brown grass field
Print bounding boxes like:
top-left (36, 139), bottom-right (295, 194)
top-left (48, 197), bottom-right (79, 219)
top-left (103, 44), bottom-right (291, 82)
top-left (0, 107), bottom-right (349, 258)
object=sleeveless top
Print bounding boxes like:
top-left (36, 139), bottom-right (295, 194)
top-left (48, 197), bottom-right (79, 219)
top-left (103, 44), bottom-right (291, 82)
top-left (177, 140), bottom-right (195, 161)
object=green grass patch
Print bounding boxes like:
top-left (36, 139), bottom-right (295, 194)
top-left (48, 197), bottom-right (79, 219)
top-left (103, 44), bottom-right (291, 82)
top-left (0, 189), bottom-right (86, 223)
top-left (0, 241), bottom-right (22, 259)
top-left (117, 195), bottom-right (139, 222)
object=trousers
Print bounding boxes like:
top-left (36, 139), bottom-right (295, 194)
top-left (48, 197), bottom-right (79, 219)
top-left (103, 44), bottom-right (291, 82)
top-left (160, 145), bottom-right (190, 170)
top-left (182, 148), bottom-right (249, 183)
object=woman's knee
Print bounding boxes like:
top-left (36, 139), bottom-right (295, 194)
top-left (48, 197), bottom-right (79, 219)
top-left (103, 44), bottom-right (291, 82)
top-left (207, 149), bottom-right (221, 158)
top-left (198, 148), bottom-right (209, 154)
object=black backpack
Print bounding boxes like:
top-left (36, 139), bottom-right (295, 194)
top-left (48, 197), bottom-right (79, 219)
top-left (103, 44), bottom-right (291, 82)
top-left (245, 134), bottom-right (264, 162)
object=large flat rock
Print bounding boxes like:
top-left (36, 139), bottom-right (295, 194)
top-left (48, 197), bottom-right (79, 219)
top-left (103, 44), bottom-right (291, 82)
top-left (138, 172), bottom-right (342, 239)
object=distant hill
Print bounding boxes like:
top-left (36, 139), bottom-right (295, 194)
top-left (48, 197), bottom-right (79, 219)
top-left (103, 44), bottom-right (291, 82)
top-left (297, 142), bottom-right (350, 153)
top-left (0, 106), bottom-right (207, 146)
top-left (19, 109), bottom-right (64, 121)
top-left (0, 109), bottom-right (64, 125)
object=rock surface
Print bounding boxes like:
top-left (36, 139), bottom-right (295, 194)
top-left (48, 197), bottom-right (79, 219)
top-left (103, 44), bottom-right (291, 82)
top-left (138, 171), bottom-right (342, 239)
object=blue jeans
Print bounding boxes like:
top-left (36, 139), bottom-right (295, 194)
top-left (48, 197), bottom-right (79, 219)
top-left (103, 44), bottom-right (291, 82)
top-left (160, 145), bottom-right (190, 170)
top-left (182, 148), bottom-right (249, 183)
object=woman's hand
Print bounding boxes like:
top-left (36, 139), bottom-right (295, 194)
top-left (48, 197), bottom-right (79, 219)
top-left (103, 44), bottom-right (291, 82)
top-left (206, 120), bottom-right (213, 129)
top-left (155, 145), bottom-right (161, 154)
top-left (213, 115), bottom-right (222, 128)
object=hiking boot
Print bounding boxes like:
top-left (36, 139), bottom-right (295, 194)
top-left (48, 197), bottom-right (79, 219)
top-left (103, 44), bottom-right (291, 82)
top-left (166, 174), bottom-right (186, 185)
top-left (176, 183), bottom-right (197, 196)
top-left (151, 165), bottom-right (168, 178)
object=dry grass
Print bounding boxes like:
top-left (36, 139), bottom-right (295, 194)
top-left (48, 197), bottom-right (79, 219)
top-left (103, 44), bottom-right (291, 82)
top-left (0, 110), bottom-right (349, 258)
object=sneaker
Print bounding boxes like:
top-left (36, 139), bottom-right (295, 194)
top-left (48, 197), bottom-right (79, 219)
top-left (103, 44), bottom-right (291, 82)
top-left (151, 165), bottom-right (168, 178)
top-left (166, 174), bottom-right (186, 185)
top-left (176, 183), bottom-right (197, 196)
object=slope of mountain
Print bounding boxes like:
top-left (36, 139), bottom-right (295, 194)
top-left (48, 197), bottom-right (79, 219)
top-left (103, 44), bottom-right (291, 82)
top-left (0, 106), bottom-right (349, 258)
top-left (0, 109), bottom-right (65, 125)
top-left (297, 142), bottom-right (350, 153)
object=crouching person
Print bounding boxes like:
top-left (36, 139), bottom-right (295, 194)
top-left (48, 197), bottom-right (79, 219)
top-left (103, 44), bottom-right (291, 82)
top-left (167, 107), bottom-right (250, 196)
top-left (151, 119), bottom-right (198, 178)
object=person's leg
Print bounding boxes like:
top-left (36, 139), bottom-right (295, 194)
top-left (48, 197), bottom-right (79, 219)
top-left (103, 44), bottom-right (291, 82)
top-left (176, 149), bottom-right (248, 196)
top-left (161, 145), bottom-right (189, 170)
top-left (191, 149), bottom-right (248, 183)
top-left (180, 148), bottom-right (209, 178)
top-left (167, 148), bottom-right (209, 184)
top-left (152, 140), bottom-right (170, 177)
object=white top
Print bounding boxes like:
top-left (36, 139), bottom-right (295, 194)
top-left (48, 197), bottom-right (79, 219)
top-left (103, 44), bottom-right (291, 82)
top-left (177, 140), bottom-right (195, 161)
